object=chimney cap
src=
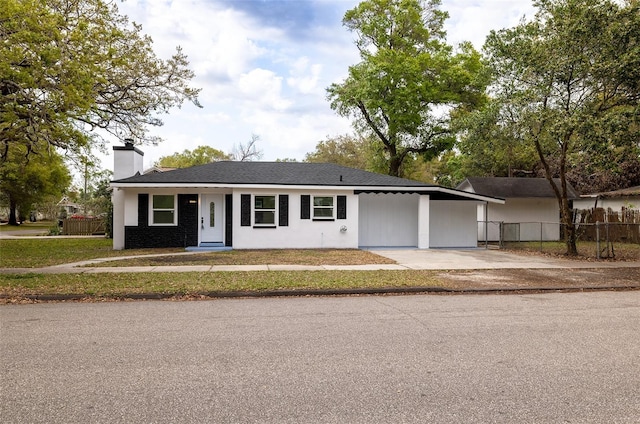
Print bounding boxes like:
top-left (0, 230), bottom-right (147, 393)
top-left (113, 141), bottom-right (144, 155)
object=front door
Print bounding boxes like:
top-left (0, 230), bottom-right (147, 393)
top-left (201, 194), bottom-right (223, 243)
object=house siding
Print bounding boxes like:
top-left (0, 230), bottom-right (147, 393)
top-left (358, 193), bottom-right (419, 247)
top-left (124, 193), bottom-right (198, 248)
top-left (231, 189), bottom-right (359, 249)
top-left (479, 198), bottom-right (560, 241)
top-left (430, 200), bottom-right (478, 248)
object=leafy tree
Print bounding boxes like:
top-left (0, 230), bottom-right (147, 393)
top-left (155, 146), bottom-right (231, 168)
top-left (327, 0), bottom-right (488, 177)
top-left (439, 99), bottom-right (540, 186)
top-left (305, 133), bottom-right (443, 183)
top-left (1, 0), bottom-right (200, 161)
top-left (483, 0), bottom-right (640, 255)
top-left (304, 134), bottom-right (383, 172)
top-left (0, 145), bottom-right (71, 225)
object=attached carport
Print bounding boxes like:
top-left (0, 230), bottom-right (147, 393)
top-left (356, 189), bottom-right (504, 249)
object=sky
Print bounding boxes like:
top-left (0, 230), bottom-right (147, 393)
top-left (96, 0), bottom-right (537, 174)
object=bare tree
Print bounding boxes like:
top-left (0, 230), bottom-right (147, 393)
top-left (232, 134), bottom-right (264, 162)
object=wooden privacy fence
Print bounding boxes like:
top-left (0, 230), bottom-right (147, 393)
top-left (574, 208), bottom-right (640, 244)
top-left (62, 218), bottom-right (106, 235)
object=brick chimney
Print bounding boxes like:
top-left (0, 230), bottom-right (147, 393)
top-left (113, 139), bottom-right (144, 180)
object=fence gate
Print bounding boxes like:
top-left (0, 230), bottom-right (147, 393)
top-left (62, 218), bottom-right (106, 235)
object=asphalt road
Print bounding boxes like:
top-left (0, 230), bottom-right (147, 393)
top-left (2, 292), bottom-right (640, 423)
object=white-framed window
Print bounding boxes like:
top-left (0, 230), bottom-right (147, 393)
top-left (254, 195), bottom-right (276, 226)
top-left (150, 194), bottom-right (177, 225)
top-left (313, 196), bottom-right (334, 220)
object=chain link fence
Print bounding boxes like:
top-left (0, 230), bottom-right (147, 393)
top-left (478, 219), bottom-right (640, 260)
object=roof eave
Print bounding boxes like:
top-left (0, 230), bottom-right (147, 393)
top-left (110, 182), bottom-right (505, 203)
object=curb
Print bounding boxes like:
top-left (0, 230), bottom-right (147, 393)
top-left (3, 285), bottom-right (639, 302)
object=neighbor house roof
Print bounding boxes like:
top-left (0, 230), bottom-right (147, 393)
top-left (457, 177), bottom-right (579, 199)
top-left (111, 161), bottom-right (505, 203)
top-left (580, 185), bottom-right (640, 199)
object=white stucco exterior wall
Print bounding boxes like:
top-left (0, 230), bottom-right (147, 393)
top-left (479, 198), bottom-right (560, 241)
top-left (112, 188), bottom-right (125, 250)
top-left (232, 189), bottom-right (359, 249)
top-left (429, 201), bottom-right (478, 248)
top-left (417, 195), bottom-right (430, 249)
top-left (358, 193), bottom-right (419, 247)
top-left (113, 146), bottom-right (144, 180)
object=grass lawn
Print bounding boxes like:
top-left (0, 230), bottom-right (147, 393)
top-left (0, 238), bottom-right (184, 268)
top-left (0, 221), bottom-right (56, 232)
top-left (0, 270), bottom-right (444, 302)
top-left (0, 238), bottom-right (424, 301)
top-left (0, 238), bottom-right (393, 268)
top-left (91, 249), bottom-right (395, 267)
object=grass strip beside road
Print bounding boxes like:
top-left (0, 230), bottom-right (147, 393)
top-left (0, 270), bottom-right (444, 302)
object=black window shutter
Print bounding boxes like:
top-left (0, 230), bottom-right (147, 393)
top-left (279, 195), bottom-right (289, 226)
top-left (240, 194), bottom-right (251, 226)
top-left (138, 194), bottom-right (148, 227)
top-left (337, 195), bottom-right (347, 220)
top-left (225, 194), bottom-right (233, 246)
top-left (301, 195), bottom-right (310, 219)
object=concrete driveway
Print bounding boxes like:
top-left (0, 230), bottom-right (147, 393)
top-left (368, 248), bottom-right (640, 270)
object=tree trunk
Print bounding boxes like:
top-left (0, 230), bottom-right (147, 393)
top-left (388, 155), bottom-right (402, 177)
top-left (8, 198), bottom-right (18, 226)
top-left (560, 199), bottom-right (578, 256)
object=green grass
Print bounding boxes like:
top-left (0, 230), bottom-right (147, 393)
top-left (0, 238), bottom-right (183, 268)
top-left (0, 221), bottom-right (55, 232)
top-left (0, 270), bottom-right (444, 301)
top-left (0, 238), bottom-right (393, 268)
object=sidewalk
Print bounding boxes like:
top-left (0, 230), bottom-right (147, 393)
top-left (2, 248), bottom-right (639, 274)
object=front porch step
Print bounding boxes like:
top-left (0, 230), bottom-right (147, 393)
top-left (185, 242), bottom-right (232, 252)
top-left (200, 242), bottom-right (225, 247)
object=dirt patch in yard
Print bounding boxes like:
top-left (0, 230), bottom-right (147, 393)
top-left (90, 249), bottom-right (396, 267)
top-left (438, 268), bottom-right (640, 290)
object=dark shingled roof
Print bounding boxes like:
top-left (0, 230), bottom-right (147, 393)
top-left (585, 185), bottom-right (640, 198)
top-left (112, 161), bottom-right (436, 187)
top-left (458, 177), bottom-right (579, 199)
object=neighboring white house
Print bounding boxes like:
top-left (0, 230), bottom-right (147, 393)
top-left (110, 143), bottom-right (504, 250)
top-left (57, 196), bottom-right (80, 216)
top-left (457, 177), bottom-right (579, 242)
top-left (573, 186), bottom-right (640, 214)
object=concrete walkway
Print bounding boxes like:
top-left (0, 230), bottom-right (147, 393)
top-left (1, 248), bottom-right (639, 274)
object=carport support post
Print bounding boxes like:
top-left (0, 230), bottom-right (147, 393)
top-left (540, 222), bottom-right (543, 252)
top-left (484, 202), bottom-right (488, 249)
top-left (417, 195), bottom-right (430, 249)
top-left (596, 221), bottom-right (600, 260)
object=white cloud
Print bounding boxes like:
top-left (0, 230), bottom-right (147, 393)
top-left (238, 68), bottom-right (292, 111)
top-left (442, 0), bottom-right (536, 49)
top-left (287, 57), bottom-right (323, 94)
top-left (97, 0), bottom-right (536, 173)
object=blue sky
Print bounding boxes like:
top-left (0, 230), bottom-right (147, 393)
top-left (97, 0), bottom-right (536, 172)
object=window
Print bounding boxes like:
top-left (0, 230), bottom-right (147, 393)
top-left (254, 195), bottom-right (276, 225)
top-left (313, 196), bottom-right (334, 220)
top-left (151, 194), bottom-right (176, 225)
